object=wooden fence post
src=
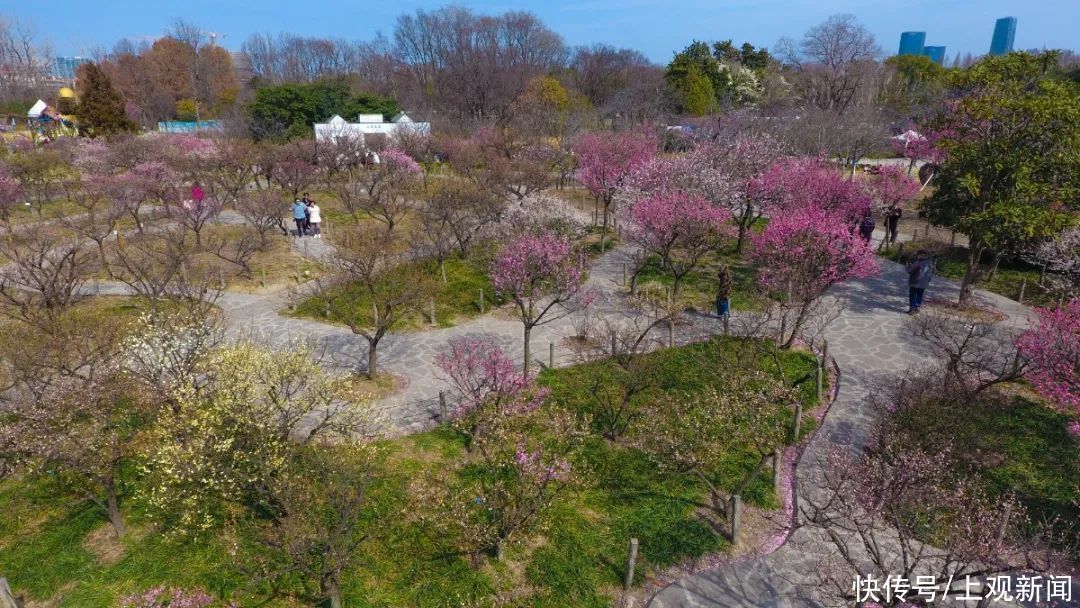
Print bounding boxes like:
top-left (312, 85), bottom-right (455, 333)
top-left (1018, 278), bottom-right (1027, 304)
top-left (478, 288), bottom-right (485, 314)
top-left (730, 495), bottom-right (742, 542)
top-left (623, 538), bottom-right (639, 591)
top-left (723, 314), bottom-right (730, 336)
top-left (439, 390), bottom-right (447, 422)
top-left (792, 401), bottom-right (803, 442)
top-left (772, 450), bottom-right (782, 496)
top-left (429, 299), bottom-right (437, 325)
top-left (549, 342), bottom-right (555, 368)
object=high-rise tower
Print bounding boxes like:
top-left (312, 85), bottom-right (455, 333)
top-left (989, 17), bottom-right (1017, 56)
top-left (898, 31), bottom-right (927, 56)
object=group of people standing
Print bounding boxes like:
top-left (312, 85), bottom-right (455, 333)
top-left (292, 193), bottom-right (323, 238)
top-left (858, 205), bottom-right (904, 244)
top-left (712, 204), bottom-right (935, 318)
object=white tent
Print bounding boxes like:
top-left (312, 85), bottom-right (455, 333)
top-left (891, 129), bottom-right (925, 144)
top-left (27, 100), bottom-right (48, 118)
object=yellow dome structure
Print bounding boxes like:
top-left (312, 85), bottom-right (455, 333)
top-left (58, 87), bottom-right (76, 99)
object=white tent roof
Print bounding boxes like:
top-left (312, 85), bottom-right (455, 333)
top-left (891, 129), bottom-right (924, 143)
top-left (27, 99), bottom-right (47, 118)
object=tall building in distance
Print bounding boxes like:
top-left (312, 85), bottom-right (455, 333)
top-left (52, 56), bottom-right (88, 81)
top-left (990, 16), bottom-right (1017, 55)
top-left (922, 46), bottom-right (947, 64)
top-left (898, 31), bottom-right (927, 56)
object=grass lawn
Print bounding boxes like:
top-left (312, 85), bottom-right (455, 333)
top-left (293, 254), bottom-right (499, 330)
top-left (881, 239), bottom-right (1064, 308)
top-left (633, 250), bottom-right (765, 314)
top-left (0, 336), bottom-right (821, 607)
top-left (893, 392), bottom-right (1080, 557)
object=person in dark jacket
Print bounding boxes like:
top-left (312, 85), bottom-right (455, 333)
top-left (885, 206), bottom-right (903, 244)
top-left (905, 250), bottom-right (934, 314)
top-left (858, 213), bottom-right (876, 243)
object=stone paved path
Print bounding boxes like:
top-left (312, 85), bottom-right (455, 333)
top-left (646, 260), bottom-right (1038, 608)
top-left (90, 244), bottom-right (686, 431)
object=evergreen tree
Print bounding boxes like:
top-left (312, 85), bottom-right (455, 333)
top-left (75, 63), bottom-right (136, 138)
top-left (923, 51), bottom-right (1080, 304)
top-left (679, 64), bottom-right (717, 116)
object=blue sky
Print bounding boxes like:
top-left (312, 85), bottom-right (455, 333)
top-left (4, 0), bottom-right (1077, 63)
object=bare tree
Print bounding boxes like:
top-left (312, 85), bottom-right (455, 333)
top-left (109, 228), bottom-right (221, 319)
top-left (911, 309), bottom-right (1028, 395)
top-left (778, 14), bottom-right (881, 114)
top-left (0, 230), bottom-right (95, 325)
top-left (327, 227), bottom-right (433, 378)
top-left (0, 17), bottom-right (52, 103)
top-left (235, 188), bottom-right (289, 248)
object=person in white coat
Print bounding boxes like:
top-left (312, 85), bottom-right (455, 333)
top-left (306, 200), bottom-right (323, 238)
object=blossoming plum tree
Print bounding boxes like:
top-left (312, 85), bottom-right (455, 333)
top-left (751, 206), bottom-right (878, 347)
top-left (490, 230), bottom-right (584, 374)
top-left (435, 337), bottom-right (549, 452)
top-left (574, 131), bottom-right (655, 250)
top-left (628, 190), bottom-right (732, 298)
top-left (1017, 298), bottom-right (1080, 411)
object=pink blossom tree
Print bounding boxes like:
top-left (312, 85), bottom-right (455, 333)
top-left (167, 182), bottom-right (223, 247)
top-left (1017, 298), bottom-right (1080, 412)
top-left (749, 157), bottom-right (870, 225)
top-left (490, 231), bottom-right (584, 374)
top-left (628, 190), bottom-right (733, 298)
top-left (722, 135), bottom-right (787, 252)
top-left (435, 337), bottom-right (549, 452)
top-left (862, 165), bottom-right (919, 216)
top-left (891, 125), bottom-right (944, 179)
top-left (751, 206), bottom-right (878, 347)
top-left (574, 131), bottom-right (656, 250)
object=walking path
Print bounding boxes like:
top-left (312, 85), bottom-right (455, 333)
top-left (75, 229), bottom-right (1052, 605)
top-left (647, 258), bottom-right (1037, 608)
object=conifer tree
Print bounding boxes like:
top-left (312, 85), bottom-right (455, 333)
top-left (75, 63), bottom-right (136, 138)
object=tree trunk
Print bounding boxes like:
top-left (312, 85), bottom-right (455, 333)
top-left (367, 340), bottom-right (378, 379)
top-left (735, 214), bottom-right (751, 253)
top-left (959, 247), bottom-right (982, 305)
top-left (522, 325), bottom-right (532, 376)
top-left (600, 201), bottom-right (610, 253)
top-left (987, 252), bottom-right (1003, 281)
top-left (106, 484), bottom-right (126, 538)
top-left (324, 577), bottom-right (342, 608)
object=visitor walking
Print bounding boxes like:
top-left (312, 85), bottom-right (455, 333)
top-left (858, 213), bottom-right (876, 243)
top-left (292, 198), bottom-right (308, 237)
top-left (886, 206), bottom-right (902, 244)
top-left (715, 265), bottom-right (732, 318)
top-left (307, 200), bottom-right (322, 238)
top-left (905, 250), bottom-right (934, 315)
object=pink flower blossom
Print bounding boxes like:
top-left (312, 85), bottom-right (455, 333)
top-left (380, 148), bottom-right (422, 175)
top-left (862, 165), bottom-right (919, 215)
top-left (490, 231), bottom-right (582, 302)
top-left (435, 337), bottom-right (549, 419)
top-left (574, 131), bottom-right (656, 204)
top-left (751, 205), bottom-right (879, 301)
top-left (1017, 299), bottom-right (1080, 411)
top-left (749, 157), bottom-right (870, 223)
